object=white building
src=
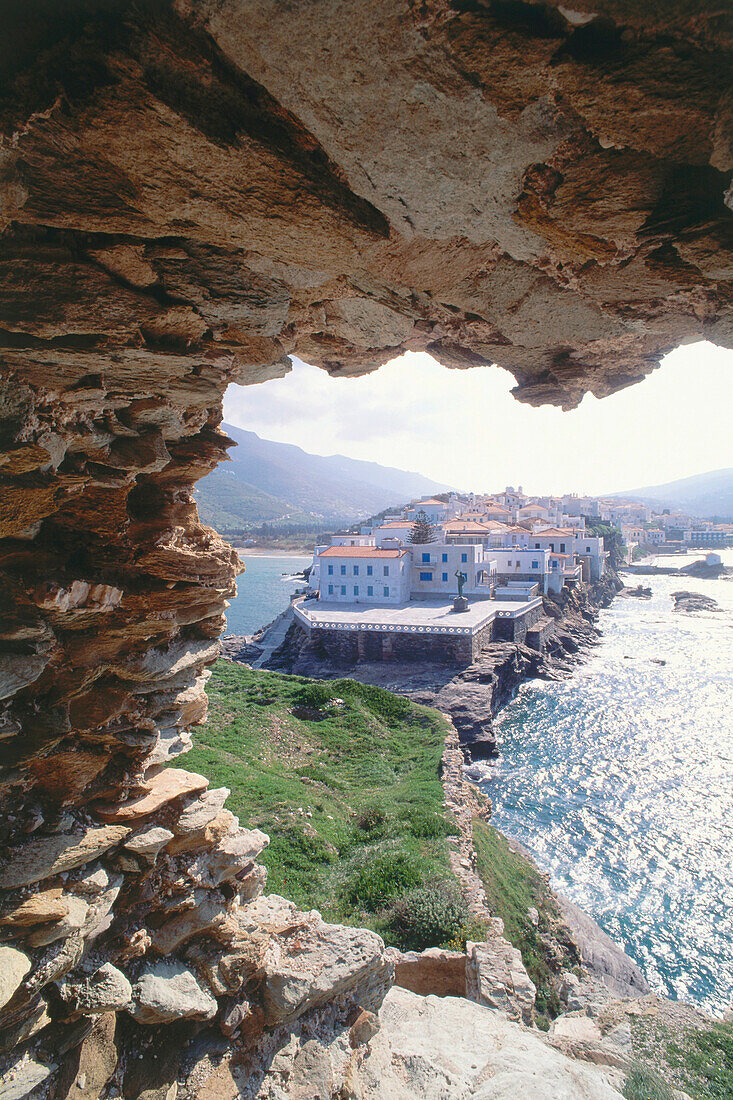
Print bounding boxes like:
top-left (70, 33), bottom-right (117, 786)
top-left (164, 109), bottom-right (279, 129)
top-left (329, 533), bottom-right (376, 547)
top-left (404, 498), bottom-right (456, 524)
top-left (409, 543), bottom-right (496, 599)
top-left (318, 546), bottom-right (411, 604)
top-left (372, 521), bottom-right (421, 545)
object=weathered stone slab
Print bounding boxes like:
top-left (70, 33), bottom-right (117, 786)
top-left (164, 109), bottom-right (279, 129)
top-left (0, 947), bottom-right (31, 1010)
top-left (60, 963), bottom-right (133, 1015)
top-left (0, 827), bottom-right (130, 889)
top-left (128, 960), bottom-right (218, 1024)
top-left (175, 787), bottom-right (230, 834)
top-left (261, 910), bottom-right (392, 1026)
top-left (124, 826), bottom-right (174, 864)
top-left (93, 769), bottom-right (208, 823)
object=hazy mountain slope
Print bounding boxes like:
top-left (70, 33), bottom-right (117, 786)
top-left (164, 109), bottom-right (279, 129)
top-left (194, 425), bottom-right (451, 529)
top-left (609, 468), bottom-right (733, 518)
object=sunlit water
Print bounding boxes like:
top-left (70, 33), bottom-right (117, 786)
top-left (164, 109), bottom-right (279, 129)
top-left (224, 555), bottom-right (310, 636)
top-left (478, 551), bottom-right (733, 1013)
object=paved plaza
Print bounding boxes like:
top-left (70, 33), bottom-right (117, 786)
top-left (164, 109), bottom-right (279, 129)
top-left (295, 595), bottom-right (541, 634)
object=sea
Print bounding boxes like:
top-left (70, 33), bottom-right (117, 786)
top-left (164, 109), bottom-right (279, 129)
top-left (224, 554), bottom-right (311, 636)
top-left (478, 550), bottom-right (733, 1014)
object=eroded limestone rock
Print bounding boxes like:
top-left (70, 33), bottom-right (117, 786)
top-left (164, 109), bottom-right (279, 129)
top-left (129, 961), bottom-right (218, 1025)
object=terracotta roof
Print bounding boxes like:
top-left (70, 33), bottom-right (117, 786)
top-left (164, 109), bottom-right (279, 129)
top-left (376, 521), bottom-right (414, 528)
top-left (319, 546), bottom-right (407, 558)
top-left (443, 520), bottom-right (490, 532)
top-left (407, 498), bottom-right (446, 508)
top-left (530, 528), bottom-right (575, 537)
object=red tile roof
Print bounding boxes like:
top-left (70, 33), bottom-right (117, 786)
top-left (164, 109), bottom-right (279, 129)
top-left (443, 520), bottom-right (490, 532)
top-left (319, 546), bottom-right (407, 558)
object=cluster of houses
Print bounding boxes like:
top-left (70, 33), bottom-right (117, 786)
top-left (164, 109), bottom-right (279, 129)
top-left (308, 490), bottom-right (608, 610)
top-left (292, 487), bottom-right (729, 666)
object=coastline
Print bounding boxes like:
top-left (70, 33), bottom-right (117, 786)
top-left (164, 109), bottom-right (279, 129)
top-left (234, 547), bottom-right (312, 557)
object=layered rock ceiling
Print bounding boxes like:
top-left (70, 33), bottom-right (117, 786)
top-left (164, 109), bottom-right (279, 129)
top-left (0, 0), bottom-right (731, 1093)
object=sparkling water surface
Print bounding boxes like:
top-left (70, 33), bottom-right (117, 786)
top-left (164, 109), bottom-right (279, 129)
top-left (224, 555), bottom-right (310, 636)
top-left (480, 551), bottom-right (733, 1013)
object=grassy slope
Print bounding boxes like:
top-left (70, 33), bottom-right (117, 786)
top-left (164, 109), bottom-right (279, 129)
top-left (184, 663), bottom-right (460, 940)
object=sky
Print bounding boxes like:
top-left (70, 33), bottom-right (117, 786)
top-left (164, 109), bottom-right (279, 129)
top-left (223, 341), bottom-right (733, 497)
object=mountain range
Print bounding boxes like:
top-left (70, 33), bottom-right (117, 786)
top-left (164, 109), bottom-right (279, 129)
top-left (609, 468), bottom-right (733, 519)
top-left (194, 424), bottom-right (451, 530)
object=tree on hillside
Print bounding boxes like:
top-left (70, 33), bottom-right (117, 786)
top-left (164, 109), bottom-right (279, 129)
top-left (408, 510), bottom-right (436, 544)
top-left (584, 519), bottom-right (625, 570)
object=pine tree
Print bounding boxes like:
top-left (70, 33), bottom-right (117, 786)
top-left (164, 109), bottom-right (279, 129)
top-left (408, 510), bottom-right (436, 544)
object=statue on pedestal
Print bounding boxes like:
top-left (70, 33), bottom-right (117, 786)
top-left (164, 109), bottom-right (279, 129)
top-left (453, 570), bottom-right (469, 612)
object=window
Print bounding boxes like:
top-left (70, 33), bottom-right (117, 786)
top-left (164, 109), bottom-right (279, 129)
top-left (586, 546), bottom-right (591, 553)
top-left (383, 586), bottom-right (389, 597)
top-left (419, 571), bottom-right (432, 581)
top-left (328, 584), bottom-right (333, 595)
top-left (461, 553), bottom-right (467, 563)
top-left (534, 543), bottom-right (540, 549)
top-left (340, 565), bottom-right (346, 575)
top-left (442, 553), bottom-right (448, 563)
top-left (383, 566), bottom-right (390, 576)
top-left (367, 585), bottom-right (373, 596)
top-left (507, 559), bottom-right (511, 566)
top-left (421, 552), bottom-right (430, 563)
top-left (341, 585), bottom-right (346, 594)
top-left (367, 565), bottom-right (373, 576)
top-left (353, 565), bottom-right (359, 575)
top-left (353, 585), bottom-right (359, 595)
top-left (442, 572), bottom-right (448, 582)
top-left (560, 543), bottom-right (566, 553)
top-left (532, 560), bottom-right (539, 569)
top-left (327, 564), bottom-right (334, 575)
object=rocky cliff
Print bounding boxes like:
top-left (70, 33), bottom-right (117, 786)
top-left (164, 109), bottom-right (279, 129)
top-left (1, 1), bottom-right (732, 1094)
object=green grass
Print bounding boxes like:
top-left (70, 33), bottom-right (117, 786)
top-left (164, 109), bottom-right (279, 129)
top-left (183, 663), bottom-right (461, 941)
top-left (668, 1021), bottom-right (733, 1100)
top-left (623, 1063), bottom-right (676, 1100)
top-left (472, 820), bottom-right (575, 1024)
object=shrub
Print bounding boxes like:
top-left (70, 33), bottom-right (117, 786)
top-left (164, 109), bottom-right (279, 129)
top-left (356, 801), bottom-right (388, 836)
top-left (389, 883), bottom-right (471, 951)
top-left (400, 807), bottom-right (452, 839)
top-left (339, 680), bottom-right (412, 722)
top-left (295, 682), bottom-right (334, 710)
top-left (344, 851), bottom-right (423, 911)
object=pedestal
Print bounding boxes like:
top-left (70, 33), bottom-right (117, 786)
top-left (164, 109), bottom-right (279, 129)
top-left (453, 596), bottom-right (469, 612)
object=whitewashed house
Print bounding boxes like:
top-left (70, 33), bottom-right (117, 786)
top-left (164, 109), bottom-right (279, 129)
top-left (409, 543), bottom-right (497, 598)
top-left (317, 546), bottom-right (411, 604)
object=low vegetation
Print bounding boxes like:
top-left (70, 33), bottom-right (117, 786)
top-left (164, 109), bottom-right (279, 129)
top-left (668, 1021), bottom-right (733, 1100)
top-left (622, 1064), bottom-right (675, 1100)
top-left (184, 662), bottom-right (481, 947)
top-left (627, 1012), bottom-right (733, 1100)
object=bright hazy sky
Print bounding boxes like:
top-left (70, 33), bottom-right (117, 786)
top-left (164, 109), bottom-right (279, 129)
top-left (223, 341), bottom-right (732, 497)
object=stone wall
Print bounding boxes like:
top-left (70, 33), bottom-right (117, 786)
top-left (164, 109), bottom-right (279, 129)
top-left (310, 626), bottom-right (475, 665)
top-left (493, 604), bottom-right (544, 646)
